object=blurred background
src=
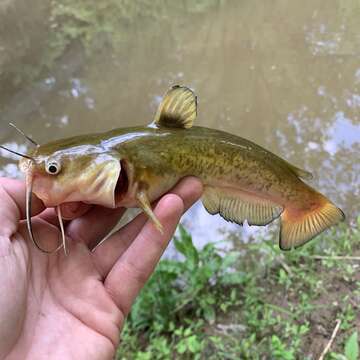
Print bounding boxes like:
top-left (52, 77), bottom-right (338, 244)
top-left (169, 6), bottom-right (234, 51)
top-left (0, 1), bottom-right (359, 357)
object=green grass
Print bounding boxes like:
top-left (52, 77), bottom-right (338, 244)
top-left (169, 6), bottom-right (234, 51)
top-left (116, 218), bottom-right (360, 359)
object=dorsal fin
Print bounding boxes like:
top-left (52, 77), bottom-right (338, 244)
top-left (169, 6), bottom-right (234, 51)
top-left (153, 85), bottom-right (197, 129)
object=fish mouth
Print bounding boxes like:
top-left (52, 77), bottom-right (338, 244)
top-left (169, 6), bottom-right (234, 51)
top-left (114, 160), bottom-right (129, 205)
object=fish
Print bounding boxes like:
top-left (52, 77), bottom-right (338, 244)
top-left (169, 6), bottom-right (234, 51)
top-left (0, 85), bottom-right (345, 254)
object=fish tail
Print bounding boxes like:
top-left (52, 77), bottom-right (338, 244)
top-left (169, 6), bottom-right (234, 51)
top-left (279, 192), bottom-right (345, 250)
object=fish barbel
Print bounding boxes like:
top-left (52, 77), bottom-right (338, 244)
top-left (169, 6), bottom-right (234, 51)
top-left (4, 85), bottom-right (344, 253)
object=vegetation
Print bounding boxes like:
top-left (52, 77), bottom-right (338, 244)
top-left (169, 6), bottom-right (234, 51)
top-left (116, 219), bottom-right (360, 359)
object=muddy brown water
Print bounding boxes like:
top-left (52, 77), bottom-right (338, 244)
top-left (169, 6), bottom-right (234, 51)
top-left (0, 0), bottom-right (359, 248)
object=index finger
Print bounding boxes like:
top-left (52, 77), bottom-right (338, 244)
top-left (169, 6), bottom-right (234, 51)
top-left (104, 193), bottom-right (185, 316)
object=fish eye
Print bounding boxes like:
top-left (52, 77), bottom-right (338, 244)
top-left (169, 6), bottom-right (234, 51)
top-left (45, 160), bottom-right (61, 175)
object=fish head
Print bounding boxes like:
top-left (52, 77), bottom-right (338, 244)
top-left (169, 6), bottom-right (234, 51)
top-left (19, 141), bottom-right (127, 208)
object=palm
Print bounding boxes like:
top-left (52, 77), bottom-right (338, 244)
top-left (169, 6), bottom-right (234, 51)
top-left (10, 228), bottom-right (118, 359)
top-left (0, 177), bottom-right (202, 360)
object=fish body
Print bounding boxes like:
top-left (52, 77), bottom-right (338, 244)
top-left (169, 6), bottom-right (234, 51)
top-left (17, 86), bottom-right (344, 251)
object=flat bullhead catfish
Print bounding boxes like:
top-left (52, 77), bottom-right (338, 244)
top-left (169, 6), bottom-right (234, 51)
top-left (3, 85), bottom-right (344, 253)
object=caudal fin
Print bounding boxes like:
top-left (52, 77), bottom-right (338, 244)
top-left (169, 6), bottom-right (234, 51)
top-left (279, 195), bottom-right (345, 250)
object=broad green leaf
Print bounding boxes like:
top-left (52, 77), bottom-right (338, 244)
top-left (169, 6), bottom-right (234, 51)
top-left (344, 331), bottom-right (358, 360)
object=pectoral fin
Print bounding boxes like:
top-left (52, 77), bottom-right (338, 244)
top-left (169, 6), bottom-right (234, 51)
top-left (152, 85), bottom-right (197, 129)
top-left (136, 189), bottom-right (164, 233)
top-left (202, 186), bottom-right (283, 226)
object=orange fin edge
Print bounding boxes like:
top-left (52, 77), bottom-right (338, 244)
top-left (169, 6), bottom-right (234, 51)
top-left (279, 197), bottom-right (345, 250)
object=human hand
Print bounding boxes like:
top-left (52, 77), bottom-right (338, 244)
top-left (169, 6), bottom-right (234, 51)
top-left (0, 176), bottom-right (203, 360)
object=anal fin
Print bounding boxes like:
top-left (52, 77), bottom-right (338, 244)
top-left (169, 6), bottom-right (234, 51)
top-left (202, 186), bottom-right (283, 226)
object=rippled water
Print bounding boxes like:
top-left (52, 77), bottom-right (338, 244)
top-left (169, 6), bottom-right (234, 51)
top-left (0, 0), bottom-right (359, 247)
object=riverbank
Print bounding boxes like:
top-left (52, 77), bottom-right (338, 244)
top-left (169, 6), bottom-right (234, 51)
top-left (116, 220), bottom-right (359, 359)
